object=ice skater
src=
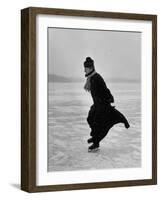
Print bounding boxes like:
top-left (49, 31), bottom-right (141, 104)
top-left (84, 57), bottom-right (130, 152)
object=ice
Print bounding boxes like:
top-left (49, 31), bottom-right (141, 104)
top-left (48, 82), bottom-right (141, 172)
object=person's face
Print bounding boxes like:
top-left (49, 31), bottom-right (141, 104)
top-left (84, 67), bottom-right (92, 75)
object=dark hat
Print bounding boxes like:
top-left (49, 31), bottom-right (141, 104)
top-left (84, 57), bottom-right (94, 68)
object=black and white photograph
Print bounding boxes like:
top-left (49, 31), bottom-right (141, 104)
top-left (47, 28), bottom-right (141, 172)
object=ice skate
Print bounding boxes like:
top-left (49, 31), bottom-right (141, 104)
top-left (88, 143), bottom-right (100, 152)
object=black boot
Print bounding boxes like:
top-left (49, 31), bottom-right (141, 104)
top-left (87, 137), bottom-right (93, 144)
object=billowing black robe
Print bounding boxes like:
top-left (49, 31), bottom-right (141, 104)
top-left (87, 73), bottom-right (129, 145)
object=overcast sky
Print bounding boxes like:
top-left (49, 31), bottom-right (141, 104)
top-left (48, 28), bottom-right (141, 80)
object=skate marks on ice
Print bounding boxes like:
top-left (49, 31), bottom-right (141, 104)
top-left (48, 124), bottom-right (141, 171)
top-left (48, 124), bottom-right (141, 172)
top-left (48, 82), bottom-right (141, 172)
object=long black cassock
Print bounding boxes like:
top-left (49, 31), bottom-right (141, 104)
top-left (87, 73), bottom-right (129, 145)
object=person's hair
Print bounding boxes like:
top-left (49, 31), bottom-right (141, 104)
top-left (84, 57), bottom-right (94, 68)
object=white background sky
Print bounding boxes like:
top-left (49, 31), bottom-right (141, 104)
top-left (48, 28), bottom-right (141, 80)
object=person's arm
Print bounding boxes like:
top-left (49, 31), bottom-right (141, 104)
top-left (91, 75), bottom-right (114, 103)
top-left (90, 76), bottom-right (103, 104)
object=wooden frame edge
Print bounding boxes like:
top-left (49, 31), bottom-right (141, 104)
top-left (21, 8), bottom-right (30, 192)
top-left (21, 7), bottom-right (37, 192)
top-left (27, 7), bottom-right (157, 20)
top-left (27, 179), bottom-right (155, 193)
top-left (152, 15), bottom-right (157, 185)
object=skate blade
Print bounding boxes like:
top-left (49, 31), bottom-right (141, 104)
top-left (88, 148), bottom-right (100, 153)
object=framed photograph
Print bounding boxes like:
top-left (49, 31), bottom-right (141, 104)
top-left (21, 7), bottom-right (157, 192)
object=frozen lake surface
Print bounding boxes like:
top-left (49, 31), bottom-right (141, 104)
top-left (48, 82), bottom-right (141, 172)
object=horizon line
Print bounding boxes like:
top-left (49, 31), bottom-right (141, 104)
top-left (48, 73), bottom-right (141, 82)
